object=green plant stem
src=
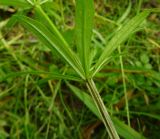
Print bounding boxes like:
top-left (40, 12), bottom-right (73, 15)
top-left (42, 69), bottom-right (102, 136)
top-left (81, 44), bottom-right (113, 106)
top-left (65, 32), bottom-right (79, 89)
top-left (118, 46), bottom-right (130, 126)
top-left (24, 74), bottom-right (30, 139)
top-left (86, 79), bottom-right (120, 139)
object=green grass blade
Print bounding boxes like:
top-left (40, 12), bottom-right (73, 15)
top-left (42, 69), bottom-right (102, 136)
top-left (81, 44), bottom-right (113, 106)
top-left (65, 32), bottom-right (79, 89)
top-left (117, 1), bottom-right (132, 24)
top-left (75, 0), bottom-right (94, 76)
top-left (118, 46), bottom-right (130, 126)
top-left (67, 83), bottom-right (146, 139)
top-left (93, 11), bottom-right (150, 76)
top-left (0, 71), bottom-right (82, 82)
top-left (0, 0), bottom-right (31, 8)
top-left (15, 15), bottom-right (85, 79)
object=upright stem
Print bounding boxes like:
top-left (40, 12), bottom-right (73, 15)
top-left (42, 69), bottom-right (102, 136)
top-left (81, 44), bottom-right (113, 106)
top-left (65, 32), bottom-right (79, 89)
top-left (118, 46), bottom-right (130, 126)
top-left (86, 79), bottom-right (120, 139)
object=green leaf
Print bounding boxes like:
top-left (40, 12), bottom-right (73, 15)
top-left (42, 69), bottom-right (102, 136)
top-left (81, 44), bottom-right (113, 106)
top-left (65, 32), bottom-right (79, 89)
top-left (34, 5), bottom-right (67, 47)
top-left (117, 1), bottom-right (131, 24)
top-left (140, 53), bottom-right (149, 64)
top-left (75, 0), bottom-right (94, 76)
top-left (0, 0), bottom-right (31, 8)
top-left (0, 70), bottom-right (82, 82)
top-left (112, 117), bottom-right (146, 139)
top-left (67, 83), bottom-right (146, 139)
top-left (15, 15), bottom-right (85, 79)
top-left (93, 11), bottom-right (150, 76)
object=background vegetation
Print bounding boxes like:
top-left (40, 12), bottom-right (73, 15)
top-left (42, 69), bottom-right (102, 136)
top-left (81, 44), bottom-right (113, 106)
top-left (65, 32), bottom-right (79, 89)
top-left (0, 0), bottom-right (160, 138)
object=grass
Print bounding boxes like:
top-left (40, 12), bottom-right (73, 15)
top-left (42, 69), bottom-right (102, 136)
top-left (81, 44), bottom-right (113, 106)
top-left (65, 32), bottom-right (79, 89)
top-left (0, 0), bottom-right (160, 138)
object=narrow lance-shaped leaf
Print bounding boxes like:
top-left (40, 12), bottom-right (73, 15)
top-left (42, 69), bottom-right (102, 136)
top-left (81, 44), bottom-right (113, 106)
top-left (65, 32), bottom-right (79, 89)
top-left (93, 11), bottom-right (150, 76)
top-left (15, 15), bottom-right (85, 79)
top-left (0, 70), bottom-right (82, 82)
top-left (33, 5), bottom-right (85, 78)
top-left (117, 1), bottom-right (131, 24)
top-left (34, 5), bottom-right (69, 50)
top-left (0, 0), bottom-right (31, 8)
top-left (75, 0), bottom-right (94, 76)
